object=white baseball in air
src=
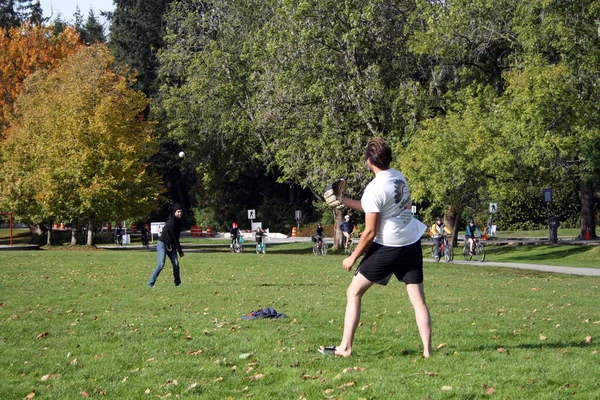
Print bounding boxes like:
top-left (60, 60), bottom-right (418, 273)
top-left (178, 151), bottom-right (185, 158)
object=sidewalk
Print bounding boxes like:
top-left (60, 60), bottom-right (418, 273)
top-left (448, 259), bottom-right (600, 276)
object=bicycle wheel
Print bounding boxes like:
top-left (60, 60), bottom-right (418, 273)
top-left (463, 245), bottom-right (472, 261)
top-left (475, 243), bottom-right (486, 262)
top-left (345, 240), bottom-right (353, 256)
top-left (234, 242), bottom-right (241, 253)
top-left (262, 244), bottom-right (266, 254)
top-left (444, 244), bottom-right (454, 262)
top-left (313, 244), bottom-right (319, 255)
top-left (321, 243), bottom-right (328, 256)
top-left (256, 245), bottom-right (261, 254)
top-left (430, 244), bottom-right (437, 258)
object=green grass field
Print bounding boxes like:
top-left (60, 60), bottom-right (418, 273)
top-left (1, 244), bottom-right (599, 399)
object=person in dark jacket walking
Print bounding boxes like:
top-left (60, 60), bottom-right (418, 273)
top-left (148, 203), bottom-right (185, 287)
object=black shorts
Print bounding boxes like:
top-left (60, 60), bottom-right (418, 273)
top-left (354, 240), bottom-right (424, 285)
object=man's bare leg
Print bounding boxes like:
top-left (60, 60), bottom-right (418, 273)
top-left (406, 283), bottom-right (432, 358)
top-left (320, 273), bottom-right (373, 357)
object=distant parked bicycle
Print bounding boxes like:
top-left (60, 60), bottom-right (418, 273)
top-left (431, 234), bottom-right (454, 262)
top-left (463, 238), bottom-right (485, 261)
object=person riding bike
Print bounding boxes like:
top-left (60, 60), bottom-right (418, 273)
top-left (339, 215), bottom-right (354, 250)
top-left (141, 224), bottom-right (149, 247)
top-left (429, 217), bottom-right (452, 260)
top-left (465, 219), bottom-right (483, 255)
top-left (314, 223), bottom-right (326, 249)
top-left (230, 222), bottom-right (241, 250)
top-left (255, 227), bottom-right (266, 248)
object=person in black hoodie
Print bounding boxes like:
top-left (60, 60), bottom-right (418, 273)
top-left (148, 203), bottom-right (185, 287)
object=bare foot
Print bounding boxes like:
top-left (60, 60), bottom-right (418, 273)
top-left (318, 345), bottom-right (351, 357)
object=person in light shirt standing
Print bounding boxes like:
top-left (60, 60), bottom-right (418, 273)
top-left (320, 137), bottom-right (432, 358)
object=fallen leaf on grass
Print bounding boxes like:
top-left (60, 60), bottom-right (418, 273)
top-left (248, 374), bottom-right (264, 381)
top-left (539, 335), bottom-right (548, 341)
top-left (591, 350), bottom-right (598, 355)
top-left (144, 388), bottom-right (150, 394)
top-left (24, 389), bottom-right (36, 399)
top-left (485, 387), bottom-right (496, 395)
top-left (186, 382), bottom-right (199, 391)
top-left (338, 381), bottom-right (356, 388)
top-left (436, 343), bottom-right (447, 349)
top-left (342, 366), bottom-right (365, 373)
top-left (239, 352), bottom-right (253, 359)
top-left (441, 386), bottom-right (452, 391)
top-left (424, 371), bottom-right (438, 377)
top-left (70, 358), bottom-right (78, 366)
top-left (79, 391), bottom-right (90, 398)
top-left (36, 332), bottom-right (49, 339)
top-left (585, 336), bottom-right (592, 343)
top-left (187, 350), bottom-right (203, 356)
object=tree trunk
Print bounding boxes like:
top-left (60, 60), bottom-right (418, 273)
top-left (86, 217), bottom-right (95, 246)
top-left (46, 225), bottom-right (52, 246)
top-left (332, 208), bottom-right (344, 250)
top-left (579, 181), bottom-right (597, 239)
top-left (70, 219), bottom-right (78, 246)
top-left (445, 204), bottom-right (463, 248)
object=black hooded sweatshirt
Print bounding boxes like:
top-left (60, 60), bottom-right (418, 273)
top-left (159, 203), bottom-right (183, 254)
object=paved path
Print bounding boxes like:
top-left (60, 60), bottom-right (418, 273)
top-left (447, 259), bottom-right (600, 276)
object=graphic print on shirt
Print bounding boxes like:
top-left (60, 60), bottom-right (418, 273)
top-left (394, 178), bottom-right (414, 225)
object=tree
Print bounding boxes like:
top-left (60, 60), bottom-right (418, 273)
top-left (0, 23), bottom-right (82, 136)
top-left (0, 0), bottom-right (20, 27)
top-left (398, 86), bottom-right (505, 244)
top-left (109, 0), bottom-right (174, 97)
top-left (83, 9), bottom-right (106, 44)
top-left (0, 44), bottom-right (164, 245)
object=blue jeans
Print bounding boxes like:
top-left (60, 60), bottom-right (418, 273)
top-left (148, 240), bottom-right (181, 286)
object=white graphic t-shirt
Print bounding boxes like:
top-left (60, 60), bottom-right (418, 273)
top-left (361, 168), bottom-right (427, 247)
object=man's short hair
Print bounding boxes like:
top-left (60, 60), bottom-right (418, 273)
top-left (365, 137), bottom-right (392, 169)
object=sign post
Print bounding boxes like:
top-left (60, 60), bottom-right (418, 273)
top-left (294, 210), bottom-right (303, 232)
top-left (248, 209), bottom-right (256, 226)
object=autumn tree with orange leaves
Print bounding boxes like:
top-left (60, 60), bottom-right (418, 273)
top-left (0, 44), bottom-right (163, 246)
top-left (0, 23), bottom-right (82, 136)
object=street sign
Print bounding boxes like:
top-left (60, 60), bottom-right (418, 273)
top-left (294, 210), bottom-right (302, 222)
top-left (248, 209), bottom-right (256, 219)
top-left (489, 203), bottom-right (498, 213)
top-left (543, 188), bottom-right (553, 203)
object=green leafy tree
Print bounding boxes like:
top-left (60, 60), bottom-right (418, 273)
top-left (0, 44), bottom-right (163, 245)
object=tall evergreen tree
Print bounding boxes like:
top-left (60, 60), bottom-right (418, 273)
top-left (109, 0), bottom-right (174, 97)
top-left (0, 0), bottom-right (20, 27)
top-left (83, 9), bottom-right (105, 44)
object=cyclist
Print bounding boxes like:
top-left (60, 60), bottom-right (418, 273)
top-left (255, 227), bottom-right (267, 250)
top-left (113, 224), bottom-right (123, 246)
top-left (465, 219), bottom-right (483, 255)
top-left (429, 217), bottom-right (452, 260)
top-left (141, 224), bottom-right (149, 247)
top-left (339, 215), bottom-right (354, 250)
top-left (230, 222), bottom-right (240, 251)
top-left (314, 223), bottom-right (326, 249)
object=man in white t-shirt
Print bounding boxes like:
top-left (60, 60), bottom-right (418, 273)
top-left (319, 138), bottom-right (432, 358)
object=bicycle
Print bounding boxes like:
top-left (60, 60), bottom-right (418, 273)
top-left (231, 236), bottom-right (244, 253)
top-left (431, 235), bottom-right (454, 262)
top-left (344, 234), bottom-right (355, 256)
top-left (463, 238), bottom-right (485, 261)
top-left (312, 238), bottom-right (328, 256)
top-left (256, 236), bottom-right (267, 254)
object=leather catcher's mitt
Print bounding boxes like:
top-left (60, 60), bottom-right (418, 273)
top-left (323, 179), bottom-right (345, 208)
